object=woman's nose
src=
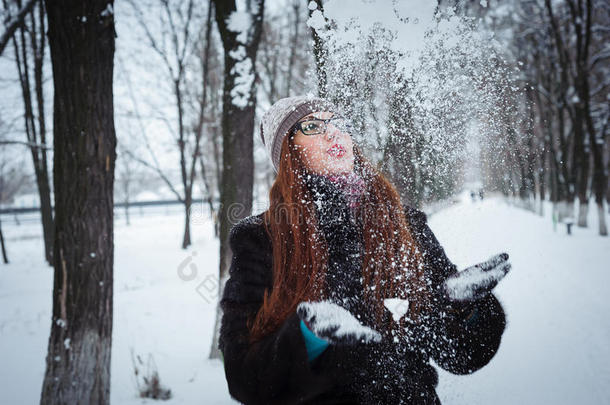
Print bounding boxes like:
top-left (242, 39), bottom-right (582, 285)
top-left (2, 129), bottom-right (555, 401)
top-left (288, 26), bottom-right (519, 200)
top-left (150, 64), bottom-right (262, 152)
top-left (324, 125), bottom-right (340, 141)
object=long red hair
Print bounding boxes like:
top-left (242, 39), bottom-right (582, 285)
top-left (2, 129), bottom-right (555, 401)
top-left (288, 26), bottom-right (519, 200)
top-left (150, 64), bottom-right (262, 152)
top-left (248, 135), bottom-right (429, 343)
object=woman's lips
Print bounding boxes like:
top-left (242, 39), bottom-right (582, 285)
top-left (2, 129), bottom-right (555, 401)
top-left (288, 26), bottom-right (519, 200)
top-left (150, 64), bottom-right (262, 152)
top-left (327, 144), bottom-right (346, 158)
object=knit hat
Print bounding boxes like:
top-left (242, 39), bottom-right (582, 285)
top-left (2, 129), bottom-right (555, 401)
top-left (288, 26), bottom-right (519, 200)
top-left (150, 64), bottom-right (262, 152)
top-left (260, 96), bottom-right (339, 173)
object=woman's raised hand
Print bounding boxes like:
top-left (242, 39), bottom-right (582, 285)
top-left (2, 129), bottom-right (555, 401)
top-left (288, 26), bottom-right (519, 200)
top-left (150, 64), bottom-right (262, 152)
top-left (296, 300), bottom-right (382, 345)
top-left (442, 252), bottom-right (511, 302)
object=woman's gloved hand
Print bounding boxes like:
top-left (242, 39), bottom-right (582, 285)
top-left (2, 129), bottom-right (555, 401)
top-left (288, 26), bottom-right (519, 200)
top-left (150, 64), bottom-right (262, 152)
top-left (442, 252), bottom-right (511, 302)
top-left (296, 300), bottom-right (382, 345)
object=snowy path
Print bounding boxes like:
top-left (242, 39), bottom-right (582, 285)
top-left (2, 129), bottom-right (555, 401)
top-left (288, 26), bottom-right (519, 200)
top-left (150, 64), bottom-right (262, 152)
top-left (0, 197), bottom-right (608, 404)
top-left (432, 197), bottom-right (610, 404)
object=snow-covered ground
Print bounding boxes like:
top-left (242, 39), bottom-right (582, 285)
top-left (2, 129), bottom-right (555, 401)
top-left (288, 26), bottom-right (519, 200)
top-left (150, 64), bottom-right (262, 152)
top-left (432, 195), bottom-right (610, 404)
top-left (0, 195), bottom-right (608, 404)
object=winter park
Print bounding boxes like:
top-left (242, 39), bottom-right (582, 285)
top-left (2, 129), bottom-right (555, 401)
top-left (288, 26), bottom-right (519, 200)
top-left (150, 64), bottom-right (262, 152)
top-left (0, 0), bottom-right (609, 404)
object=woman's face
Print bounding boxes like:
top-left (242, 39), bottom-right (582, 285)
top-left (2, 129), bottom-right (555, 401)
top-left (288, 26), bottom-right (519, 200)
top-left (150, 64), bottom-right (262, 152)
top-left (291, 111), bottom-right (355, 175)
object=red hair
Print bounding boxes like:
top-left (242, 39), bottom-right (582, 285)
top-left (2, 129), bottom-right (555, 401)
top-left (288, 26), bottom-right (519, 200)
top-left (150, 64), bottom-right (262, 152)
top-left (248, 136), bottom-right (429, 343)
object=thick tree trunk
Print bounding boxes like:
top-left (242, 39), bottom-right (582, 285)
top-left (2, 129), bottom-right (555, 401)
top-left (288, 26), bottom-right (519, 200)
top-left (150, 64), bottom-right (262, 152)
top-left (596, 202), bottom-right (607, 236)
top-left (577, 201), bottom-right (588, 227)
top-left (284, 0), bottom-right (300, 97)
top-left (40, 1), bottom-right (116, 404)
top-left (587, 115), bottom-right (607, 235)
top-left (308, 0), bottom-right (327, 98)
top-left (212, 0), bottom-right (264, 360)
top-left (574, 106), bottom-right (590, 227)
top-left (578, 0), bottom-right (607, 236)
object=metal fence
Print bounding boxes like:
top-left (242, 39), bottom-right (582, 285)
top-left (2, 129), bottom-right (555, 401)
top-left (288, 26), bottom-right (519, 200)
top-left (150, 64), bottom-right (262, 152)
top-left (0, 199), bottom-right (207, 225)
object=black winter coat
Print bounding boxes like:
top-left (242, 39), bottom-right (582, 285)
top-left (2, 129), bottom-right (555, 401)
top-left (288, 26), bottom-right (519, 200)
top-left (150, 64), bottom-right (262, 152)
top-left (219, 174), bottom-right (506, 404)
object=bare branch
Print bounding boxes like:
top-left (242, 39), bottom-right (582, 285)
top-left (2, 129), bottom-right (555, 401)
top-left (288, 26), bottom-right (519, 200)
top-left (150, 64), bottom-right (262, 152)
top-left (0, 139), bottom-right (50, 149)
top-left (0, 0), bottom-right (37, 56)
top-left (124, 149), bottom-right (184, 203)
top-left (126, 0), bottom-right (177, 79)
top-left (116, 52), bottom-right (182, 201)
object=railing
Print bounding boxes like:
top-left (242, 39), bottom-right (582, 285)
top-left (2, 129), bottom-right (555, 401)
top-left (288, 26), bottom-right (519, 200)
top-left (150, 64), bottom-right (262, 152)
top-left (0, 199), bottom-right (208, 225)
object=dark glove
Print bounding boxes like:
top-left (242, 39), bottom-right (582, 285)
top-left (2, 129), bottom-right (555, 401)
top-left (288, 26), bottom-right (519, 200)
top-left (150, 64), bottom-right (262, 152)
top-left (297, 300), bottom-right (397, 403)
top-left (296, 300), bottom-right (382, 345)
top-left (442, 252), bottom-right (511, 302)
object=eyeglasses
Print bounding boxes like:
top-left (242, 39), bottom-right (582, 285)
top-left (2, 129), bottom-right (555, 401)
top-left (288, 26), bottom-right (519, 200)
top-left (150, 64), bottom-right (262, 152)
top-left (291, 116), bottom-right (353, 136)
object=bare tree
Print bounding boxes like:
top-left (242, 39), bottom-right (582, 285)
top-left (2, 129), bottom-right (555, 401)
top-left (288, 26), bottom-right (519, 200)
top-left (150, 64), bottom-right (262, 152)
top-left (0, 0), bottom-right (36, 55)
top-left (115, 142), bottom-right (148, 226)
top-left (8, 0), bottom-right (54, 264)
top-left (460, 0), bottom-right (607, 235)
top-left (127, 0), bottom-right (220, 248)
top-left (40, 0), bottom-right (116, 403)
top-left (0, 137), bottom-right (31, 264)
top-left (258, 0), bottom-right (309, 104)
top-left (194, 0), bottom-right (222, 236)
top-left (542, 0), bottom-right (607, 234)
top-left (258, 16), bottom-right (282, 103)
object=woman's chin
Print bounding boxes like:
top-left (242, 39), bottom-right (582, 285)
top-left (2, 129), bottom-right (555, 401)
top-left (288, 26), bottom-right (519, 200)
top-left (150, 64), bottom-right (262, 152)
top-left (321, 160), bottom-right (354, 175)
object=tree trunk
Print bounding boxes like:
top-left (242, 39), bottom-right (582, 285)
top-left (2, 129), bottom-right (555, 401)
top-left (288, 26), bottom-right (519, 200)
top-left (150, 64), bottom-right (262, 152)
top-left (557, 108), bottom-right (573, 221)
top-left (574, 104), bottom-right (590, 227)
top-left (211, 0), bottom-right (264, 360)
top-left (32, 160), bottom-right (55, 264)
top-left (199, 154), bottom-right (217, 235)
top-left (607, 148), bottom-right (610, 214)
top-left (538, 129), bottom-right (547, 216)
top-left (596, 201), bottom-right (608, 236)
top-left (40, 1), bottom-right (116, 404)
top-left (308, 0), bottom-right (327, 98)
top-left (11, 2), bottom-right (55, 265)
top-left (32, 2), bottom-right (55, 265)
top-left (578, 0), bottom-right (607, 235)
top-left (176, 75), bottom-right (191, 248)
top-left (0, 216), bottom-right (8, 264)
top-left (284, 0), bottom-right (300, 97)
top-left (197, 0), bottom-right (216, 235)
top-left (587, 112), bottom-right (607, 236)
top-left (182, 192), bottom-right (192, 249)
top-left (545, 0), bottom-right (577, 222)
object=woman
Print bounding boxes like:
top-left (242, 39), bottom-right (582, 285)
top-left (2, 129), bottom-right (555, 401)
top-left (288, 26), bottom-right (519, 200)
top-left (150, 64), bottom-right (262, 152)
top-left (219, 96), bottom-right (510, 404)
